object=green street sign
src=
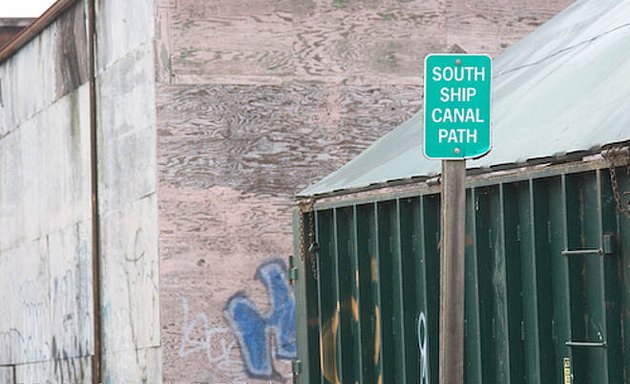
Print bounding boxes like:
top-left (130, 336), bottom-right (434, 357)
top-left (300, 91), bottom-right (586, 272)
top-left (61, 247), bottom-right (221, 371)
top-left (423, 54), bottom-right (492, 159)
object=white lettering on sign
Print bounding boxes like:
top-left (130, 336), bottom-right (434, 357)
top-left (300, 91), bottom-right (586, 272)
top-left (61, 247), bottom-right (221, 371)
top-left (430, 108), bottom-right (484, 123)
top-left (432, 66), bottom-right (486, 82)
top-left (439, 87), bottom-right (476, 102)
top-left (438, 128), bottom-right (478, 144)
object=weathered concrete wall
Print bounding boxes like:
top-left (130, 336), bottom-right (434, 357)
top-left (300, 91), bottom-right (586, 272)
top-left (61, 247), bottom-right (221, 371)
top-left (156, 0), bottom-right (574, 382)
top-left (0, 0), bottom-right (160, 382)
top-left (94, 0), bottom-right (161, 382)
top-left (0, 3), bottom-right (92, 381)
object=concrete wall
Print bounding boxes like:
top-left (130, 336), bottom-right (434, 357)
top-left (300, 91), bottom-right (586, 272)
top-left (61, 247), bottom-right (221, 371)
top-left (156, 0), bottom-right (574, 382)
top-left (0, 3), bottom-right (92, 381)
top-left (94, 0), bottom-right (161, 381)
top-left (0, 0), bottom-right (160, 382)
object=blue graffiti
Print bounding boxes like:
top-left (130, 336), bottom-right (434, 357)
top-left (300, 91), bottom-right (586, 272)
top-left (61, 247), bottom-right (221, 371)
top-left (224, 259), bottom-right (296, 379)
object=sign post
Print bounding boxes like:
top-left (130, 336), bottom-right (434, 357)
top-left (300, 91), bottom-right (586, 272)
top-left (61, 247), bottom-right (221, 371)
top-left (423, 45), bottom-right (491, 384)
top-left (439, 155), bottom-right (466, 384)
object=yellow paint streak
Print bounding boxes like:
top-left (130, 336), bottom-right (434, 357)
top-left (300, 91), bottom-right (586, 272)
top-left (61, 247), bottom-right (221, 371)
top-left (321, 309), bottom-right (341, 384)
top-left (351, 297), bottom-right (359, 321)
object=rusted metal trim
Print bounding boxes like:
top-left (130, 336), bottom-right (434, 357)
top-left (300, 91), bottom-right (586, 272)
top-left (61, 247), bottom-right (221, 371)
top-left (305, 154), bottom-right (626, 211)
top-left (297, 198), bottom-right (315, 214)
top-left (297, 142), bottom-right (630, 203)
top-left (87, 0), bottom-right (102, 382)
top-left (0, 0), bottom-right (78, 64)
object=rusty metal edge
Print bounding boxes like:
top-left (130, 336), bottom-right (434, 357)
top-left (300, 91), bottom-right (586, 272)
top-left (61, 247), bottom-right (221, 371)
top-left (303, 151), bottom-right (629, 211)
top-left (296, 142), bottom-right (630, 205)
top-left (0, 0), bottom-right (78, 64)
top-left (86, 0), bottom-right (102, 382)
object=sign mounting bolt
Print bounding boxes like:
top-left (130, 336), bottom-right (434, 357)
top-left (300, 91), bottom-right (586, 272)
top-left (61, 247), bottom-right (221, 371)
top-left (455, 58), bottom-right (462, 66)
top-left (454, 147), bottom-right (461, 155)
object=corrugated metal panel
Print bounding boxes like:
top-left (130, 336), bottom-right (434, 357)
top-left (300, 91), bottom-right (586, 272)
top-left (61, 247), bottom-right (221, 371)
top-left (299, 0), bottom-right (630, 197)
top-left (293, 166), bottom-right (630, 383)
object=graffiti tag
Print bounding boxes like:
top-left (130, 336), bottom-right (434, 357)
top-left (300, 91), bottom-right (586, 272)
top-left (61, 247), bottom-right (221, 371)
top-left (418, 312), bottom-right (429, 384)
top-left (179, 297), bottom-right (243, 374)
top-left (224, 259), bottom-right (296, 379)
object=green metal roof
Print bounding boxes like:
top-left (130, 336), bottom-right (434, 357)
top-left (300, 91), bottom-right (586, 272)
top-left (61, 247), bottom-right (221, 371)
top-left (299, 0), bottom-right (630, 197)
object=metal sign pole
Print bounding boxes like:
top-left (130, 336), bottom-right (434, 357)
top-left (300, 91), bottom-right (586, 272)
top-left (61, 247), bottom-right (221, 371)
top-left (423, 44), bottom-right (490, 384)
top-left (439, 158), bottom-right (466, 384)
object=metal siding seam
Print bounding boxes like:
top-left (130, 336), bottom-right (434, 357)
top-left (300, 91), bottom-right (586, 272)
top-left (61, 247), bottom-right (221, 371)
top-left (317, 210), bottom-right (340, 384)
top-left (422, 195), bottom-right (441, 384)
top-left (400, 197), bottom-right (428, 384)
top-left (591, 171), bottom-right (610, 382)
top-left (502, 183), bottom-right (525, 383)
top-left (554, 175), bottom-right (573, 382)
top-left (307, 210), bottom-right (323, 383)
top-left (493, 186), bottom-right (511, 383)
top-left (373, 203), bottom-right (385, 384)
top-left (331, 209), bottom-right (344, 384)
top-left (500, 184), bottom-right (514, 382)
top-left (415, 197), bottom-right (430, 384)
top-left (600, 169), bottom-right (624, 382)
top-left (315, 210), bottom-right (327, 384)
top-left (523, 179), bottom-right (542, 383)
top-left (475, 188), bottom-right (497, 381)
top-left (351, 206), bottom-right (365, 384)
top-left (393, 199), bottom-right (407, 383)
top-left (398, 197), bottom-right (425, 381)
top-left (465, 188), bottom-right (483, 384)
top-left (376, 202), bottom-right (394, 383)
top-left (337, 208), bottom-right (353, 382)
top-left (357, 203), bottom-right (380, 384)
top-left (566, 174), bottom-right (590, 381)
top-left (616, 167), bottom-right (630, 380)
top-left (531, 179), bottom-right (556, 383)
top-left (534, 177), bottom-right (571, 383)
top-left (293, 209), bottom-right (311, 384)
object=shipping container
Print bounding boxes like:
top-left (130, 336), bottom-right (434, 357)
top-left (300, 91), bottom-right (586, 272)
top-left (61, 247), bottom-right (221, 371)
top-left (293, 158), bottom-right (630, 384)
top-left (291, 1), bottom-right (630, 382)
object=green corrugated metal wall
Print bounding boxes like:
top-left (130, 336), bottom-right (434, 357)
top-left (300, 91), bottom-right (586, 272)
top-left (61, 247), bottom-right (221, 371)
top-left (294, 166), bottom-right (630, 383)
